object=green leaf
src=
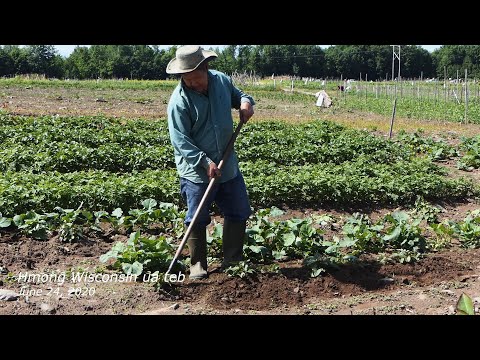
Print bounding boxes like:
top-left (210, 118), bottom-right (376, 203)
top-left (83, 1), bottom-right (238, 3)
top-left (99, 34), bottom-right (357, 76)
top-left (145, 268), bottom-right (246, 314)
top-left (249, 245), bottom-right (268, 254)
top-left (337, 238), bottom-right (356, 248)
top-left (13, 214), bottom-right (24, 227)
top-left (31, 228), bottom-right (48, 240)
top-left (142, 198), bottom-right (157, 210)
top-left (300, 223), bottom-right (316, 237)
top-left (310, 267), bottom-right (325, 278)
top-left (371, 224), bottom-right (384, 232)
top-left (0, 217), bottom-right (11, 228)
top-left (246, 228), bottom-right (259, 236)
top-left (99, 251), bottom-right (117, 263)
top-left (294, 236), bottom-right (303, 246)
top-left (325, 245), bottom-right (338, 254)
top-left (286, 219), bottom-right (303, 230)
top-left (94, 210), bottom-right (109, 219)
top-left (112, 242), bottom-right (126, 253)
top-left (456, 293), bottom-right (475, 315)
top-left (283, 232), bottom-right (296, 247)
top-left (392, 211), bottom-right (409, 223)
top-left (212, 223), bottom-right (223, 238)
top-left (269, 206), bottom-right (284, 217)
top-left (122, 261), bottom-right (143, 276)
top-left (272, 250), bottom-right (286, 260)
top-left (384, 226), bottom-right (401, 242)
top-left (127, 231), bottom-right (140, 246)
top-left (81, 210), bottom-right (93, 221)
top-left (111, 208), bottom-right (123, 218)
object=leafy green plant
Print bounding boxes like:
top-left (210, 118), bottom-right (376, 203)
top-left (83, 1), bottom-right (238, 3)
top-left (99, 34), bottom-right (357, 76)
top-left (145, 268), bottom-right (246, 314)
top-left (244, 207), bottom-right (328, 263)
top-left (93, 199), bottom-right (184, 236)
top-left (411, 196), bottom-right (443, 224)
top-left (379, 249), bottom-right (423, 264)
top-left (258, 263), bottom-right (280, 274)
top-left (12, 211), bottom-right (57, 240)
top-left (453, 209), bottom-right (480, 248)
top-left (341, 213), bottom-right (384, 255)
top-left (281, 217), bottom-right (326, 258)
top-left (382, 211), bottom-right (427, 254)
top-left (129, 199), bottom-right (183, 229)
top-left (429, 220), bottom-right (455, 250)
top-left (302, 255), bottom-right (329, 278)
top-left (396, 130), bottom-right (459, 162)
top-left (224, 261), bottom-right (257, 279)
top-left (457, 136), bottom-right (480, 170)
top-left (0, 213), bottom-right (11, 228)
top-left (456, 293), bottom-right (475, 315)
top-left (99, 230), bottom-right (181, 276)
top-left (312, 214), bottom-right (336, 229)
top-left (322, 236), bottom-right (358, 261)
top-left (244, 206), bottom-right (285, 263)
top-left (206, 221), bottom-right (223, 259)
top-left (54, 204), bottom-right (93, 242)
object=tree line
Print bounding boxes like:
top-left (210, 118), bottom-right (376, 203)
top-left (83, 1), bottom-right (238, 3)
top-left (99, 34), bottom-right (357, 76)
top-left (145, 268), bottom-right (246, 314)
top-left (1, 45), bottom-right (480, 81)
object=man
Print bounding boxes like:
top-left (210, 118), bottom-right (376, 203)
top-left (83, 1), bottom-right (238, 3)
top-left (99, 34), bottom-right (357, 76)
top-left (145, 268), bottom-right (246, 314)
top-left (166, 45), bottom-right (255, 280)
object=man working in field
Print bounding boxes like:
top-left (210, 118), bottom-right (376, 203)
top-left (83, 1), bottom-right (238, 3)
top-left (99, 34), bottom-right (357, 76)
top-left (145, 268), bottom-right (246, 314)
top-left (166, 45), bottom-right (255, 279)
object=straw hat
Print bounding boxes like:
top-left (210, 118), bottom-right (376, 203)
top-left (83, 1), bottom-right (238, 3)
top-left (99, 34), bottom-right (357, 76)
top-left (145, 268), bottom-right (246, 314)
top-left (166, 45), bottom-right (218, 74)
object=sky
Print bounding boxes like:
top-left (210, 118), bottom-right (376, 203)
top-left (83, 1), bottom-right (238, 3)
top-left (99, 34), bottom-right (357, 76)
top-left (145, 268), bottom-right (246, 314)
top-left (53, 45), bottom-right (442, 57)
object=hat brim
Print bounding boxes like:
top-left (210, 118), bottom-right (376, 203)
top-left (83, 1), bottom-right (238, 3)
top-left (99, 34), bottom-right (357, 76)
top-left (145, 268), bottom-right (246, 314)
top-left (166, 49), bottom-right (218, 74)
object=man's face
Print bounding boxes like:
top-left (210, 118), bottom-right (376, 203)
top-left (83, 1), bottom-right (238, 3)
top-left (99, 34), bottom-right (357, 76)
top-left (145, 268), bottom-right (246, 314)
top-left (182, 67), bottom-right (208, 94)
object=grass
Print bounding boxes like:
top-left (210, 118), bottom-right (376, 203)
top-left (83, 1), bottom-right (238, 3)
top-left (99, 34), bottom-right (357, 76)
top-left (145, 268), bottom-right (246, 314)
top-left (2, 77), bottom-right (480, 139)
top-left (0, 78), bottom-right (178, 90)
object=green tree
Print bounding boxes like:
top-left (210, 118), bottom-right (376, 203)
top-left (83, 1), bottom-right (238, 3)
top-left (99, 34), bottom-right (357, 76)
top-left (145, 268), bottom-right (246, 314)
top-left (370, 45), bottom-right (391, 80)
top-left (153, 45), bottom-right (177, 80)
top-left (130, 45), bottom-right (156, 79)
top-left (294, 45), bottom-right (325, 78)
top-left (432, 45), bottom-right (466, 79)
top-left (64, 46), bottom-right (93, 79)
top-left (89, 45), bottom-right (115, 78)
top-left (2, 45), bottom-right (30, 74)
top-left (0, 46), bottom-right (14, 76)
top-left (400, 45), bottom-right (433, 78)
top-left (25, 45), bottom-right (61, 77)
top-left (214, 45), bottom-right (237, 74)
top-left (463, 46), bottom-right (480, 78)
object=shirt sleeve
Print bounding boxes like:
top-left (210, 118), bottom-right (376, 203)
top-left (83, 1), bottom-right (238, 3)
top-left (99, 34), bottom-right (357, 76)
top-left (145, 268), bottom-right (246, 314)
top-left (167, 100), bottom-right (212, 170)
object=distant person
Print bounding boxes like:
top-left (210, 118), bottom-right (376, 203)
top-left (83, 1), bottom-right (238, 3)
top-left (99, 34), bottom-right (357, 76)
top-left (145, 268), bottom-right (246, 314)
top-left (166, 46), bottom-right (255, 280)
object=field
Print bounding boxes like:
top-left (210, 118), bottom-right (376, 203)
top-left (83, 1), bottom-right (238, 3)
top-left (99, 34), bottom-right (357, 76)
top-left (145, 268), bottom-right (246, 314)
top-left (2, 78), bottom-right (480, 315)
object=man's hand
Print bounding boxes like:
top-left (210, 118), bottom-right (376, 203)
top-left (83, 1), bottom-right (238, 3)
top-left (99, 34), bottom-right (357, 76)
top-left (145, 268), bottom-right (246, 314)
top-left (207, 162), bottom-right (221, 180)
top-left (240, 101), bottom-right (254, 123)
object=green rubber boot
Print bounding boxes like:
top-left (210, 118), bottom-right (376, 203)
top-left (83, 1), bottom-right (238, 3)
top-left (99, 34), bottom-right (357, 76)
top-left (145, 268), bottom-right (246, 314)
top-left (222, 218), bottom-right (246, 269)
top-left (187, 225), bottom-right (208, 280)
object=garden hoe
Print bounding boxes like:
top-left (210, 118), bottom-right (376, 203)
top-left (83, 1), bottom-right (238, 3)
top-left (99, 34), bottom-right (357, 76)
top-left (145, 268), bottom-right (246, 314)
top-left (165, 112), bottom-right (246, 281)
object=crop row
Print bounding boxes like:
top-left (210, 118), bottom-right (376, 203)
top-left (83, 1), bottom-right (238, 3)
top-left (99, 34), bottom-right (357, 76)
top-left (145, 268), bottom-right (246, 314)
top-left (1, 114), bottom-right (418, 173)
top-left (3, 201), bottom-right (480, 277)
top-left (0, 158), bottom-right (473, 217)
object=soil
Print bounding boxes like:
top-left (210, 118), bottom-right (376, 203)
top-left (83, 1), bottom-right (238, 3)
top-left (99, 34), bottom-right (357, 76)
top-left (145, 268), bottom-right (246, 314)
top-left (2, 204), bottom-right (480, 316)
top-left (2, 83), bottom-right (480, 315)
top-left (3, 84), bottom-right (480, 138)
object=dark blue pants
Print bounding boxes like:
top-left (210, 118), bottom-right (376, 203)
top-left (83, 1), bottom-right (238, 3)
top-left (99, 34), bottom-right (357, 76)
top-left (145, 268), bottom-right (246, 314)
top-left (180, 173), bottom-right (251, 227)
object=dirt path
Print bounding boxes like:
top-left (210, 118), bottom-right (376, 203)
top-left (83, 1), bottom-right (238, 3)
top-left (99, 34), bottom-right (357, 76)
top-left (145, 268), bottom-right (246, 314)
top-left (3, 84), bottom-right (480, 138)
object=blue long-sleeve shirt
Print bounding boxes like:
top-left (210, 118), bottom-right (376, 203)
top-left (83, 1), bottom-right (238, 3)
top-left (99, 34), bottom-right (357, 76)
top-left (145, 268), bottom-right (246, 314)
top-left (167, 70), bottom-right (255, 184)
